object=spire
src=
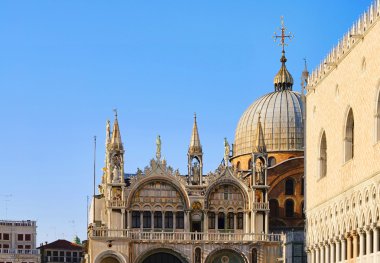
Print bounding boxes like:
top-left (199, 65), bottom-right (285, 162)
top-left (188, 113), bottom-right (202, 154)
top-left (301, 58), bottom-right (309, 89)
top-left (273, 17), bottom-right (294, 91)
top-left (253, 114), bottom-right (266, 153)
top-left (111, 109), bottom-right (123, 149)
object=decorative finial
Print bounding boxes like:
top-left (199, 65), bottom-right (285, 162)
top-left (224, 138), bottom-right (230, 166)
top-left (194, 112), bottom-right (197, 121)
top-left (113, 108), bottom-right (118, 119)
top-left (273, 16), bottom-right (294, 53)
top-left (303, 57), bottom-right (308, 71)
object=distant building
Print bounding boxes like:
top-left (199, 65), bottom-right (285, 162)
top-left (0, 220), bottom-right (39, 263)
top-left (38, 239), bottom-right (83, 263)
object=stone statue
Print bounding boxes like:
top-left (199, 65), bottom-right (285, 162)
top-left (192, 162), bottom-right (200, 184)
top-left (112, 166), bottom-right (120, 182)
top-left (224, 138), bottom-right (230, 165)
top-left (106, 120), bottom-right (111, 143)
top-left (156, 135), bottom-right (161, 160)
top-left (256, 160), bottom-right (264, 184)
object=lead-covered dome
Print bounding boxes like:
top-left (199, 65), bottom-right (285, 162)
top-left (234, 91), bottom-right (304, 156)
top-left (233, 49), bottom-right (304, 156)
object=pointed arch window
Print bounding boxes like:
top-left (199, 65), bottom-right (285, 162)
top-left (143, 211), bottom-right (151, 228)
top-left (208, 212), bottom-right (215, 229)
top-left (227, 212), bottom-right (234, 229)
top-left (376, 92), bottom-right (380, 142)
top-left (319, 131), bottom-right (327, 178)
top-left (237, 212), bottom-right (243, 229)
top-left (344, 109), bottom-right (354, 161)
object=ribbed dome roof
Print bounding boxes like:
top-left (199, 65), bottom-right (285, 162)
top-left (233, 90), bottom-right (304, 156)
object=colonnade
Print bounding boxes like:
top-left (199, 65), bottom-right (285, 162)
top-left (307, 224), bottom-right (380, 263)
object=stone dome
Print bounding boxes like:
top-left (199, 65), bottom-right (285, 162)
top-left (233, 90), bottom-right (304, 156)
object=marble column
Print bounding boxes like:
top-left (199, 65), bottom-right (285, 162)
top-left (233, 213), bottom-right (237, 231)
top-left (310, 249), bottom-right (315, 263)
top-left (184, 211), bottom-right (190, 232)
top-left (320, 243), bottom-right (324, 263)
top-left (173, 212), bottom-right (176, 231)
top-left (341, 235), bottom-right (346, 261)
top-left (264, 211), bottom-right (269, 234)
top-left (244, 212), bottom-right (249, 233)
top-left (121, 209), bottom-right (125, 229)
top-left (127, 210), bottom-right (131, 229)
top-left (330, 241), bottom-right (334, 263)
top-left (140, 212), bottom-right (143, 231)
top-left (373, 226), bottom-right (379, 253)
top-left (346, 234), bottom-right (351, 260)
top-left (203, 211), bottom-right (208, 232)
top-left (359, 230), bottom-right (365, 256)
top-left (215, 213), bottom-right (218, 231)
top-left (352, 232), bottom-right (358, 258)
top-left (335, 237), bottom-right (341, 262)
top-left (366, 228), bottom-right (371, 255)
top-left (324, 243), bottom-right (329, 263)
top-left (315, 246), bottom-right (320, 263)
top-left (151, 212), bottom-right (154, 231)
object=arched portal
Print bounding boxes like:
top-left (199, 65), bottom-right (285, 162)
top-left (136, 248), bottom-right (188, 263)
top-left (101, 258), bottom-right (120, 263)
top-left (205, 248), bottom-right (248, 263)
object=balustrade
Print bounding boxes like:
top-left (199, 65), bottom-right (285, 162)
top-left (89, 228), bottom-right (283, 244)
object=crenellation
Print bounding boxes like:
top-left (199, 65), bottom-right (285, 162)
top-left (307, 0), bottom-right (380, 88)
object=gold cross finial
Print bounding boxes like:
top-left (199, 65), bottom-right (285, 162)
top-left (113, 108), bottom-right (118, 119)
top-left (273, 16), bottom-right (294, 52)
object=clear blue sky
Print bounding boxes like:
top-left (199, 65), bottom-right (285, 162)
top-left (0, 0), bottom-right (370, 244)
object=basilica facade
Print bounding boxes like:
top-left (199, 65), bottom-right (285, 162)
top-left (86, 113), bottom-right (284, 263)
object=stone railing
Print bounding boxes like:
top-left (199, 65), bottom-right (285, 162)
top-left (89, 228), bottom-right (284, 244)
top-left (0, 249), bottom-right (39, 255)
top-left (252, 202), bottom-right (270, 211)
top-left (307, 0), bottom-right (380, 88)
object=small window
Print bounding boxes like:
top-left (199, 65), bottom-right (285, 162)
top-left (344, 108), bottom-right (354, 161)
top-left (17, 234), bottom-right (23, 241)
top-left (376, 91), bottom-right (380, 142)
top-left (25, 234), bottom-right (31, 241)
top-left (208, 212), bottom-right (215, 229)
top-left (176, 212), bottom-right (184, 229)
top-left (237, 212), bottom-right (243, 229)
top-left (154, 211), bottom-right (162, 228)
top-left (165, 211), bottom-right (173, 229)
top-left (132, 211), bottom-right (140, 228)
top-left (227, 212), bottom-right (234, 229)
top-left (319, 131), bottom-right (327, 177)
top-left (143, 211), bottom-right (151, 228)
top-left (285, 179), bottom-right (295, 195)
top-left (285, 199), bottom-right (294, 217)
top-left (3, 233), bottom-right (9, 240)
top-left (218, 212), bottom-right (225, 229)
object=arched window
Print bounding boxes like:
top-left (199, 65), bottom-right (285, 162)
top-left (132, 211), bottom-right (140, 228)
top-left (165, 211), bottom-right (173, 229)
top-left (319, 131), bottom-right (327, 177)
top-left (195, 247), bottom-right (201, 263)
top-left (252, 248), bottom-right (258, 263)
top-left (218, 212), bottom-right (225, 230)
top-left (176, 212), bottom-right (184, 229)
top-left (143, 211), bottom-right (151, 228)
top-left (154, 211), bottom-right (162, 228)
top-left (268, 157), bottom-right (276, 167)
top-left (376, 91), bottom-right (380, 142)
top-left (227, 212), bottom-right (234, 229)
top-left (345, 108), bottom-right (354, 161)
top-left (208, 212), bottom-right (215, 229)
top-left (285, 178), bottom-right (295, 195)
top-left (237, 212), bottom-right (243, 229)
top-left (285, 199), bottom-right (294, 217)
top-left (269, 199), bottom-right (279, 217)
top-left (248, 158), bottom-right (252, 170)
